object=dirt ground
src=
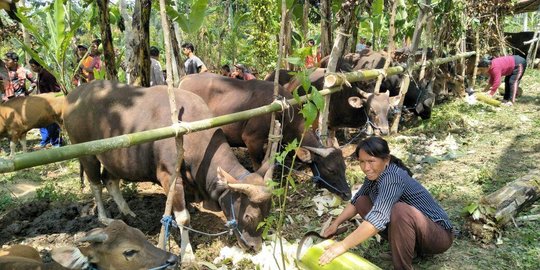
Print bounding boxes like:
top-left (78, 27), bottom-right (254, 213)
top-left (1, 70), bottom-right (540, 269)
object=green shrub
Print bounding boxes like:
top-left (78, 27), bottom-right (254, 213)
top-left (0, 190), bottom-right (13, 211)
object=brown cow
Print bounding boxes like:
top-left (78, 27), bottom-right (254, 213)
top-left (179, 73), bottom-right (352, 200)
top-left (63, 81), bottom-right (271, 264)
top-left (0, 93), bottom-right (64, 156)
top-left (0, 220), bottom-right (178, 270)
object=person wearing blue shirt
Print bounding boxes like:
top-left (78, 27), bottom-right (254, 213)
top-left (319, 136), bottom-right (453, 270)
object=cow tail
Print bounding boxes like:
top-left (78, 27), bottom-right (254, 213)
top-left (79, 162), bottom-right (86, 191)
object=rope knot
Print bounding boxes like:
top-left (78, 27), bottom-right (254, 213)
top-left (336, 73), bottom-right (352, 88)
top-left (172, 122), bottom-right (186, 137)
top-left (225, 219), bottom-right (238, 234)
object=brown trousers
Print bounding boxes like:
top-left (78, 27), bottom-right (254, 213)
top-left (354, 196), bottom-right (453, 270)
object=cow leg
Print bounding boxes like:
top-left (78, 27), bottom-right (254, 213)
top-left (20, 133), bottom-right (27, 153)
top-left (80, 157), bottom-right (111, 224)
top-left (104, 178), bottom-right (137, 218)
top-left (9, 140), bottom-right (17, 156)
top-left (170, 179), bottom-right (195, 265)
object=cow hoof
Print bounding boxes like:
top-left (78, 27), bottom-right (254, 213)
top-left (124, 209), bottom-right (137, 218)
top-left (98, 217), bottom-right (115, 226)
top-left (181, 252), bottom-right (197, 267)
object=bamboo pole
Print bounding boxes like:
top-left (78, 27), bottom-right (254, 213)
top-left (157, 0), bottom-right (189, 251)
top-left (0, 52), bottom-right (476, 173)
top-left (324, 52), bottom-right (476, 88)
top-left (267, 0), bottom-right (287, 161)
top-left (373, 0), bottom-right (397, 94)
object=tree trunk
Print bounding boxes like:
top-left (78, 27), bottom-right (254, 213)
top-left (129, 0), bottom-right (151, 87)
top-left (320, 0), bottom-right (332, 57)
top-left (97, 0), bottom-right (118, 81)
top-left (168, 17), bottom-right (181, 85)
top-left (464, 170), bottom-right (540, 244)
top-left (302, 0), bottom-right (310, 40)
top-left (119, 0), bottom-right (134, 83)
top-left (284, 11), bottom-right (293, 70)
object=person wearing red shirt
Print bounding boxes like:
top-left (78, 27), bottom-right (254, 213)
top-left (478, 55), bottom-right (526, 106)
top-left (231, 64), bottom-right (256, 80)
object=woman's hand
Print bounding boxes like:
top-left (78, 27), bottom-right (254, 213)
top-left (321, 223), bottom-right (338, 238)
top-left (318, 241), bottom-right (347, 265)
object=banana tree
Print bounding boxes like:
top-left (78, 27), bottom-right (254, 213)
top-left (13, 0), bottom-right (87, 94)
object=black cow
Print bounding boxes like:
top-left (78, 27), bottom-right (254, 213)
top-left (505, 31), bottom-right (539, 58)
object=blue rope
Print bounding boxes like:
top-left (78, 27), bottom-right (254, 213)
top-left (160, 215), bottom-right (177, 249)
top-left (277, 162), bottom-right (344, 196)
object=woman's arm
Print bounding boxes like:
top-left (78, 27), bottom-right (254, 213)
top-left (319, 220), bottom-right (379, 265)
top-left (322, 203), bottom-right (358, 237)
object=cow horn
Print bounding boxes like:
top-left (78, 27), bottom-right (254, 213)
top-left (78, 231), bottom-right (108, 243)
top-left (303, 146), bottom-right (335, 158)
top-left (256, 160), bottom-right (273, 177)
top-left (356, 88), bottom-right (370, 99)
top-left (226, 183), bottom-right (272, 204)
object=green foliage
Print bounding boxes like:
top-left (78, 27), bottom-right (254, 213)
top-left (121, 182), bottom-right (139, 198)
top-left (36, 181), bottom-right (76, 202)
top-left (14, 0), bottom-right (88, 93)
top-left (0, 190), bottom-right (13, 212)
top-left (167, 0), bottom-right (209, 35)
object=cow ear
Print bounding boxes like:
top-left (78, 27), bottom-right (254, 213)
top-left (51, 247), bottom-right (91, 269)
top-left (348, 96), bottom-right (364, 108)
top-left (389, 95), bottom-right (402, 108)
top-left (296, 147), bottom-right (312, 163)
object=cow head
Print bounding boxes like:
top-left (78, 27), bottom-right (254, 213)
top-left (412, 78), bottom-right (435, 120)
top-left (51, 220), bottom-right (178, 270)
top-left (296, 146), bottom-right (351, 200)
top-left (348, 90), bottom-right (399, 135)
top-left (217, 165), bottom-right (272, 251)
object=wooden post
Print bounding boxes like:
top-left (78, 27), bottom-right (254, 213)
top-left (319, 0), bottom-right (359, 146)
top-left (157, 0), bottom-right (184, 250)
top-left (471, 27), bottom-right (480, 88)
top-left (373, 0), bottom-right (397, 94)
top-left (390, 74), bottom-right (410, 134)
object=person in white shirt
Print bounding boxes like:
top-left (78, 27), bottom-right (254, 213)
top-left (149, 46), bottom-right (165, 86)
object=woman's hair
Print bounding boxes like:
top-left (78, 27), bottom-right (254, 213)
top-left (355, 136), bottom-right (413, 176)
top-left (478, 56), bottom-right (492, 68)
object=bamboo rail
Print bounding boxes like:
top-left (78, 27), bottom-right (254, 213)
top-left (0, 52), bottom-right (476, 173)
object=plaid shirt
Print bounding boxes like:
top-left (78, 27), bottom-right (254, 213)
top-left (351, 163), bottom-right (453, 231)
top-left (4, 65), bottom-right (34, 98)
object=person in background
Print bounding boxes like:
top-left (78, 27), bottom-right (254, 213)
top-left (29, 59), bottom-right (61, 94)
top-left (220, 64), bottom-right (231, 77)
top-left (305, 39), bottom-right (318, 68)
top-left (477, 55), bottom-right (526, 106)
top-left (28, 58), bottom-right (62, 149)
top-left (181, 42), bottom-right (208, 75)
top-left (365, 41), bottom-right (372, 49)
top-left (319, 136), bottom-right (453, 270)
top-left (2, 52), bottom-right (35, 102)
top-left (76, 41), bottom-right (101, 84)
top-left (356, 37), bottom-right (367, 53)
top-left (231, 64), bottom-right (255, 80)
top-left (149, 46), bottom-right (165, 86)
